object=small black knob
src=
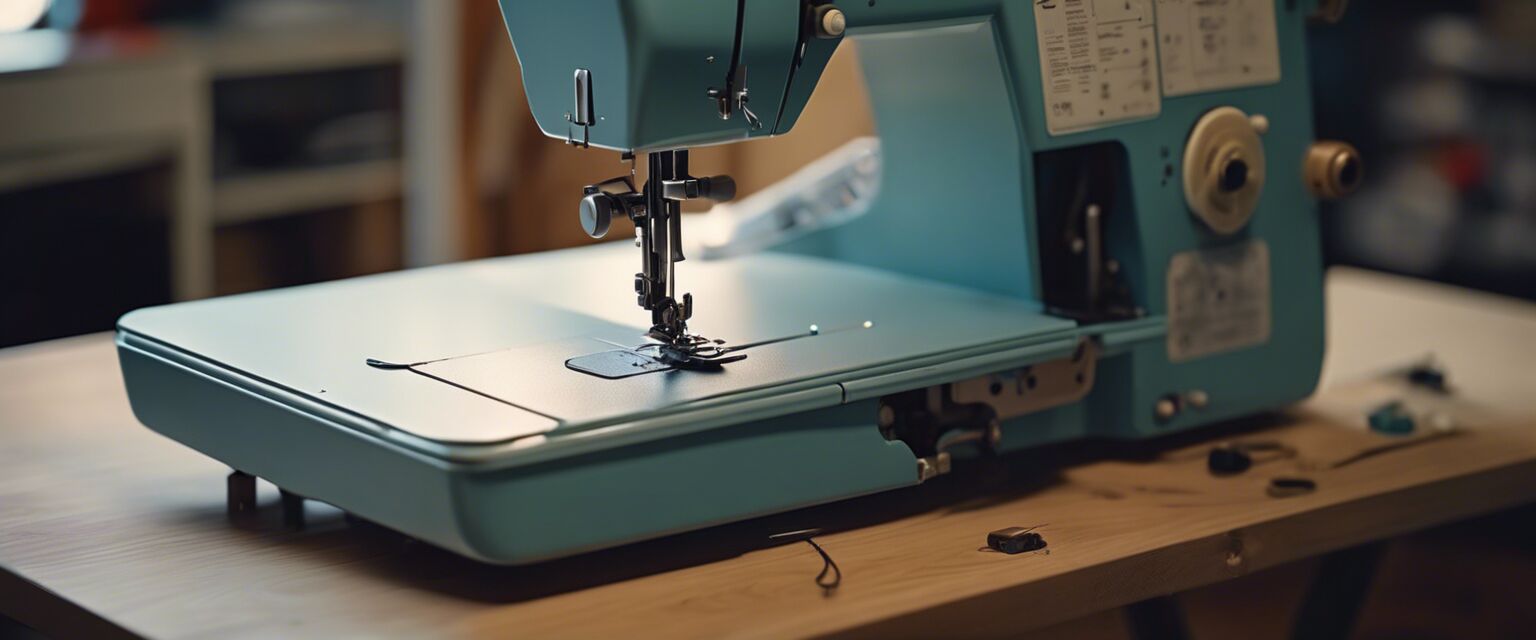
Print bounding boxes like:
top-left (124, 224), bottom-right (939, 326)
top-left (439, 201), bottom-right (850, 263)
top-left (579, 191), bottom-right (614, 238)
top-left (1219, 158), bottom-right (1249, 193)
top-left (1207, 444), bottom-right (1253, 476)
top-left (698, 175), bottom-right (736, 202)
top-left (661, 175), bottom-right (738, 202)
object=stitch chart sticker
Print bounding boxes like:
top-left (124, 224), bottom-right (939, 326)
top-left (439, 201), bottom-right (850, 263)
top-left (1155, 0), bottom-right (1281, 96)
top-left (1034, 0), bottom-right (1161, 134)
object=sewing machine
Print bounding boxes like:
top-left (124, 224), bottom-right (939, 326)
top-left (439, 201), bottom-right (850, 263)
top-left (115, 0), bottom-right (1361, 564)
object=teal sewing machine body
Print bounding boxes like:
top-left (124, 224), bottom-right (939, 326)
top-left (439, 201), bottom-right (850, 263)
top-left (116, 0), bottom-right (1348, 564)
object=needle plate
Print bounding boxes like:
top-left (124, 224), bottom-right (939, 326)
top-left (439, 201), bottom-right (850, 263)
top-left (566, 349), bottom-right (673, 379)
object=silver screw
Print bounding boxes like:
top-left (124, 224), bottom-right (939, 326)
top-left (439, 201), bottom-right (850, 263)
top-left (916, 453), bottom-right (952, 482)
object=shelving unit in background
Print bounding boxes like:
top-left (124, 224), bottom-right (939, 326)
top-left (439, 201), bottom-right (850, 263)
top-left (0, 29), bottom-right (210, 303)
top-left (168, 22), bottom-right (410, 230)
top-left (0, 3), bottom-right (464, 346)
top-left (211, 159), bottom-right (402, 226)
top-left (0, 4), bottom-right (461, 310)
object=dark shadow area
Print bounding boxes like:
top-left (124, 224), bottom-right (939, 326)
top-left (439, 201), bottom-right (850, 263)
top-left (0, 164), bottom-right (172, 348)
top-left (0, 613), bottom-right (48, 640)
top-left (0, 567), bottom-right (139, 640)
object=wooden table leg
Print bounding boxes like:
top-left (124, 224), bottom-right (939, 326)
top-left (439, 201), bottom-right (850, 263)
top-left (1124, 594), bottom-right (1190, 640)
top-left (1291, 541), bottom-right (1387, 640)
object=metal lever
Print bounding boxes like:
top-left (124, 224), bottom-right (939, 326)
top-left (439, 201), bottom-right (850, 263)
top-left (661, 175), bottom-right (736, 202)
top-left (573, 69), bottom-right (593, 126)
top-left (707, 66), bottom-right (762, 131)
top-left (568, 68), bottom-right (594, 147)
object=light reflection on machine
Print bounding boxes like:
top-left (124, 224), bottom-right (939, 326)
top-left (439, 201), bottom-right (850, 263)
top-left (691, 137), bottom-right (881, 260)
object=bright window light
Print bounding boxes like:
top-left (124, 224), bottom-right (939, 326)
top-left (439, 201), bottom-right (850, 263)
top-left (0, 0), bottom-right (52, 33)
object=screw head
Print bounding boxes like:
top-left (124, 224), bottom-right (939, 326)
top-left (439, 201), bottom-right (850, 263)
top-left (1154, 397), bottom-right (1180, 421)
top-left (820, 8), bottom-right (847, 37)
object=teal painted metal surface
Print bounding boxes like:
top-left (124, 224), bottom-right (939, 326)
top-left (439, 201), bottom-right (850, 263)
top-left (117, 244), bottom-right (1080, 442)
top-left (499, 1), bottom-right (804, 151)
top-left (114, 0), bottom-right (1331, 563)
top-left (779, 1), bottom-right (1327, 437)
top-left (118, 335), bottom-right (917, 564)
top-left (452, 400), bottom-right (917, 562)
top-left (780, 20), bottom-right (1039, 300)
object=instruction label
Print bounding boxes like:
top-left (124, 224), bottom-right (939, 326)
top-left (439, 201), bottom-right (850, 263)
top-left (1154, 0), bottom-right (1281, 97)
top-left (1034, 0), bottom-right (1160, 135)
top-left (1166, 240), bottom-right (1271, 362)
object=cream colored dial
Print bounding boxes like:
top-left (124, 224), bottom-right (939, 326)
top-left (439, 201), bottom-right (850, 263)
top-left (1183, 107), bottom-right (1267, 235)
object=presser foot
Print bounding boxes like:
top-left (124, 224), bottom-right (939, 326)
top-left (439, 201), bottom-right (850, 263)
top-left (643, 333), bottom-right (748, 372)
top-left (641, 297), bottom-right (747, 371)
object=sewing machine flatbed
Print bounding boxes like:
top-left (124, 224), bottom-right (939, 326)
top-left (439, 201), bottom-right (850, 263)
top-left (116, 240), bottom-right (1279, 565)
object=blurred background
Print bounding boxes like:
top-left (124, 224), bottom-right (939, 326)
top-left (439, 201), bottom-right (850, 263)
top-left (1314, 1), bottom-right (1536, 303)
top-left (0, 2), bottom-right (1533, 638)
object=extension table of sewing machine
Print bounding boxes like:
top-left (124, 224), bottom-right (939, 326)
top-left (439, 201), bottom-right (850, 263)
top-left (3, 267), bottom-right (1535, 639)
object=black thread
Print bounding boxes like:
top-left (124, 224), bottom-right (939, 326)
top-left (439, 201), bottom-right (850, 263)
top-left (806, 537), bottom-right (841, 595)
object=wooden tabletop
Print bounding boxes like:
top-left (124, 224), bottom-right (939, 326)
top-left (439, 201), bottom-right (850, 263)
top-left (3, 268), bottom-right (1536, 639)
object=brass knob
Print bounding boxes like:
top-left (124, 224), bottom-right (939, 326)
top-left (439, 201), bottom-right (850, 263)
top-left (1304, 141), bottom-right (1363, 199)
